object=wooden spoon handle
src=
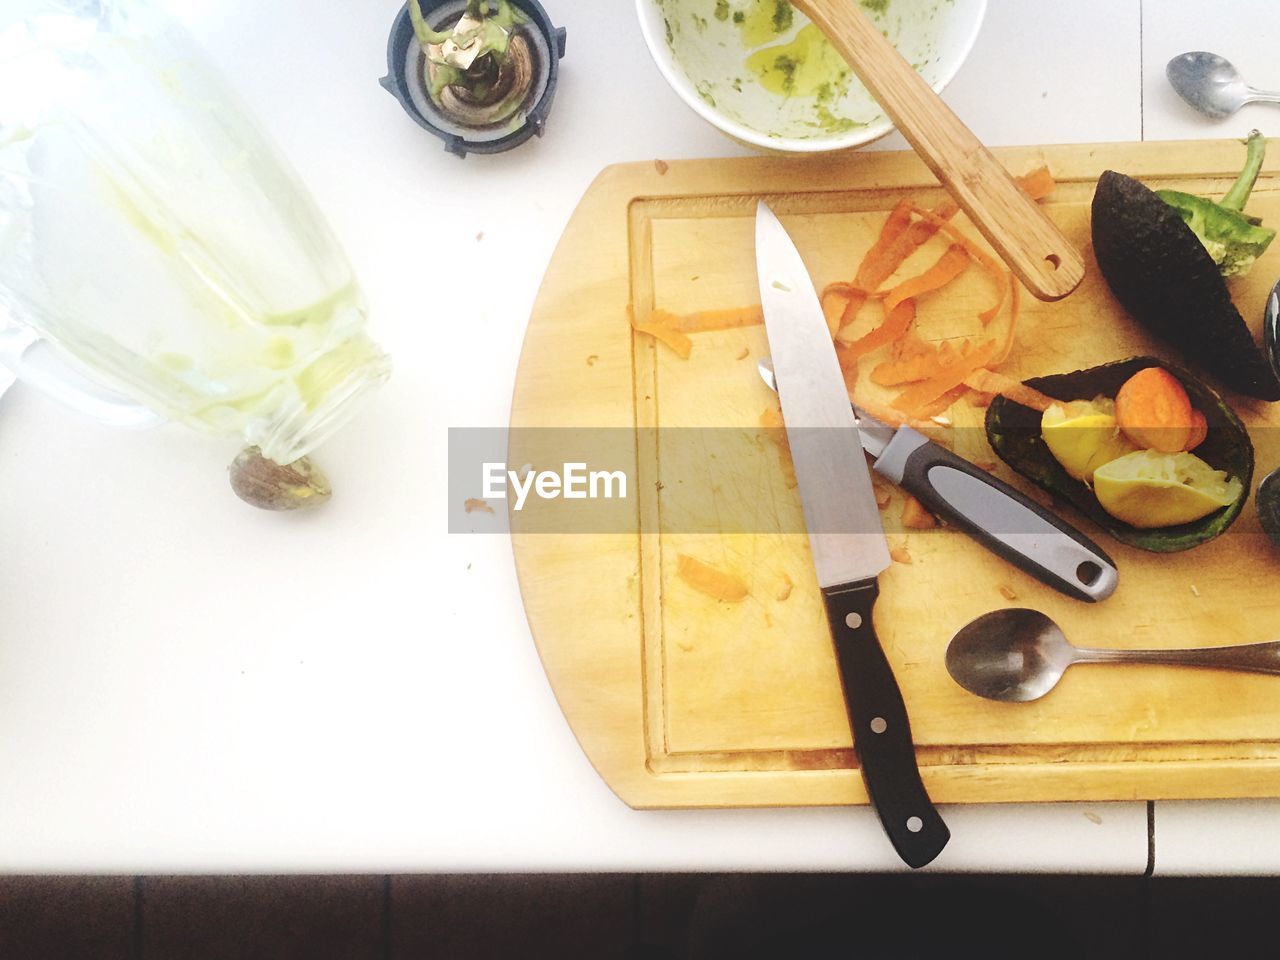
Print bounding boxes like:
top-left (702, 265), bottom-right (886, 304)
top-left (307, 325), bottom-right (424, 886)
top-left (792, 0), bottom-right (1084, 301)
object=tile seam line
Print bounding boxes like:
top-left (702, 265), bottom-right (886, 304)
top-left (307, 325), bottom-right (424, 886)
top-left (133, 875), bottom-right (145, 960)
top-left (382, 874), bottom-right (393, 960)
top-left (1144, 801), bottom-right (1155, 878)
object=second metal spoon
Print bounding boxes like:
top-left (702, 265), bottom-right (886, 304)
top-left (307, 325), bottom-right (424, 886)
top-left (946, 608), bottom-right (1280, 702)
top-left (1167, 51), bottom-right (1280, 119)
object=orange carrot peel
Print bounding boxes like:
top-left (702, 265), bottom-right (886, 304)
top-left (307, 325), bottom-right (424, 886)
top-left (629, 306), bottom-right (692, 359)
top-left (677, 553), bottom-right (749, 602)
top-left (891, 339), bottom-right (1000, 417)
top-left (882, 244), bottom-right (970, 315)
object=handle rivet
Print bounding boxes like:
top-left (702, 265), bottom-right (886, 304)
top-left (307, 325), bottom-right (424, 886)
top-left (870, 717), bottom-right (887, 734)
top-left (845, 612), bottom-right (863, 629)
top-left (906, 816), bottom-right (923, 834)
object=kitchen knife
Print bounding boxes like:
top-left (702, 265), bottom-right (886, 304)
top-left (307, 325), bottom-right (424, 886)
top-left (758, 359), bottom-right (1119, 603)
top-left (755, 201), bottom-right (948, 869)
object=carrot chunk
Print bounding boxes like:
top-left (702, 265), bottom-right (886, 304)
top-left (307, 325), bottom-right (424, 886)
top-left (1186, 409), bottom-right (1209, 451)
top-left (901, 494), bottom-right (938, 529)
top-left (1115, 367), bottom-right (1194, 453)
top-left (1016, 166), bottom-right (1058, 201)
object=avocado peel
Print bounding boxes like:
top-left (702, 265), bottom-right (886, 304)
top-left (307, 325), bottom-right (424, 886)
top-left (1260, 470), bottom-right (1280, 549)
top-left (1092, 167), bottom-right (1280, 401)
top-left (985, 357), bottom-right (1254, 553)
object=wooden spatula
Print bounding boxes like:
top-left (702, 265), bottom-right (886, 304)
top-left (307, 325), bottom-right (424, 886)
top-left (792, 0), bottom-right (1084, 301)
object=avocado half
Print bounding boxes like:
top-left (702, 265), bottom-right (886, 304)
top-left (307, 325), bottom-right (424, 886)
top-left (985, 357), bottom-right (1255, 552)
top-left (1091, 171), bottom-right (1280, 401)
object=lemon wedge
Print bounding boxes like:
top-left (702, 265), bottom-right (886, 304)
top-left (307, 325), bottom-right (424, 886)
top-left (1093, 450), bottom-right (1242, 528)
top-left (1041, 398), bottom-right (1138, 482)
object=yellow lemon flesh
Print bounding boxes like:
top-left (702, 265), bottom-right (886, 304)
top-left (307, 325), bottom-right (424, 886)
top-left (1093, 450), bottom-right (1242, 528)
top-left (1041, 398), bottom-right (1138, 482)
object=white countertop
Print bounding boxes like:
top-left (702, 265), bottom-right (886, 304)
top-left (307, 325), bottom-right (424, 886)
top-left (0, 0), bottom-right (1275, 874)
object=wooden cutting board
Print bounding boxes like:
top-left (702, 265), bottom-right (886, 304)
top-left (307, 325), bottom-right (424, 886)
top-left (510, 139), bottom-right (1280, 808)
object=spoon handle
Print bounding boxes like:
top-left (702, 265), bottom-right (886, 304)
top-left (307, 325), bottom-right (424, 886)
top-left (1075, 640), bottom-right (1280, 676)
top-left (1246, 87), bottom-right (1280, 106)
top-left (791, 0), bottom-right (1084, 301)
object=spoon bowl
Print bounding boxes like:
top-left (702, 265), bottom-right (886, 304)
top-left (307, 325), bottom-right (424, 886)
top-left (1167, 51), bottom-right (1280, 119)
top-left (946, 609), bottom-right (1076, 702)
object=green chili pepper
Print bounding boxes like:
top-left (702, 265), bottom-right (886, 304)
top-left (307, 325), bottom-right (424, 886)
top-left (1156, 129), bottom-right (1275, 278)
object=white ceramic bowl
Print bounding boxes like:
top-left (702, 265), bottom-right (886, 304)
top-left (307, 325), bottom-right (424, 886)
top-left (636, 0), bottom-right (988, 153)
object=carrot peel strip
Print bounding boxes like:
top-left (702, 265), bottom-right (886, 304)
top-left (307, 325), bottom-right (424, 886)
top-left (903, 204), bottom-right (1007, 325)
top-left (962, 369), bottom-right (1057, 412)
top-left (891, 339), bottom-right (999, 416)
top-left (834, 341), bottom-right (860, 395)
top-left (854, 199), bottom-right (914, 287)
top-left (629, 306), bottom-right (692, 359)
top-left (838, 289), bottom-right (868, 331)
top-left (916, 386), bottom-right (968, 420)
top-left (658, 306), bottom-right (764, 333)
top-left (676, 554), bottom-right (749, 602)
top-left (882, 244), bottom-right (970, 315)
top-left (871, 337), bottom-right (961, 386)
top-left (843, 298), bottom-right (916, 359)
top-left (760, 408), bottom-right (798, 488)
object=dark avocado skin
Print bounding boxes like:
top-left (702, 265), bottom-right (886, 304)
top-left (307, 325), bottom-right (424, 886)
top-left (1260, 471), bottom-right (1280, 548)
top-left (1091, 170), bottom-right (1280, 401)
top-left (985, 357), bottom-right (1255, 553)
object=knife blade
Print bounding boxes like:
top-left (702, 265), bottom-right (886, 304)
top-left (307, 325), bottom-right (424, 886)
top-left (756, 201), bottom-right (949, 869)
top-left (758, 360), bottom-right (1119, 603)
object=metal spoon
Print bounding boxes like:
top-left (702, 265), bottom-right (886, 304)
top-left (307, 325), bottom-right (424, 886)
top-left (946, 608), bottom-right (1280, 703)
top-left (1167, 52), bottom-right (1280, 119)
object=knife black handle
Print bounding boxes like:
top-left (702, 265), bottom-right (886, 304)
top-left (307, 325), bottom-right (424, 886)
top-left (875, 428), bottom-right (1119, 603)
top-left (822, 580), bottom-right (949, 869)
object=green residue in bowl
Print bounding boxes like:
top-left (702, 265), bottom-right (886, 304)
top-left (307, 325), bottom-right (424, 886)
top-left (655, 0), bottom-right (931, 141)
top-left (736, 0), bottom-right (794, 48)
top-left (811, 100), bottom-right (863, 134)
top-left (746, 23), bottom-right (851, 98)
